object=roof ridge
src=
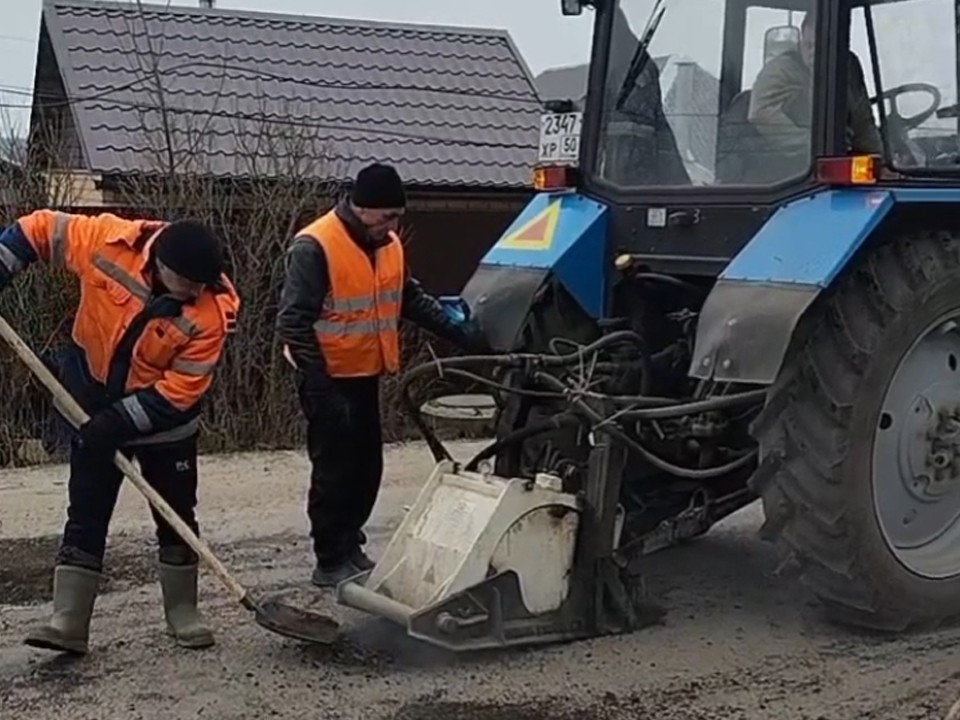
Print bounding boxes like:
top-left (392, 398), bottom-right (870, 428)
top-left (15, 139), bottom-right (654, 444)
top-left (47, 0), bottom-right (515, 42)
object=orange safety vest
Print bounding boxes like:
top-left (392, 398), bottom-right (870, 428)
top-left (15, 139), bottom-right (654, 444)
top-left (17, 210), bottom-right (239, 415)
top-left (295, 210), bottom-right (404, 377)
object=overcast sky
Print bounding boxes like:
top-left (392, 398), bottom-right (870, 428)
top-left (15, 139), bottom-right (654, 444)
top-left (0, 0), bottom-right (599, 135)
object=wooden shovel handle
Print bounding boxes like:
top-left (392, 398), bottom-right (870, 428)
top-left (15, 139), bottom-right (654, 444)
top-left (0, 312), bottom-right (249, 605)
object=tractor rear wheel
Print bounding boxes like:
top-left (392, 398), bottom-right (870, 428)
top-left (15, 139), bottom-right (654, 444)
top-left (751, 229), bottom-right (960, 631)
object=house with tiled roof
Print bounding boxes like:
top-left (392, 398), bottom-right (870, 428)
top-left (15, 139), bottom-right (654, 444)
top-left (27, 0), bottom-right (544, 292)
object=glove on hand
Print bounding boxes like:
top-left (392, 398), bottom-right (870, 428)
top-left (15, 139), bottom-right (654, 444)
top-left (77, 406), bottom-right (132, 453)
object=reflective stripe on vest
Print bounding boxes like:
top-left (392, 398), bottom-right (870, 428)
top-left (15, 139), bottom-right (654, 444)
top-left (295, 210), bottom-right (404, 377)
top-left (313, 289), bottom-right (402, 335)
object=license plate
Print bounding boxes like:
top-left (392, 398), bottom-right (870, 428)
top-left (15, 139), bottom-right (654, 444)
top-left (538, 111), bottom-right (582, 164)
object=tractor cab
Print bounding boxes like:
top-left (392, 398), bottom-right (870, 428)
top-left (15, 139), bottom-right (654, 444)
top-left (540, 0), bottom-right (960, 270)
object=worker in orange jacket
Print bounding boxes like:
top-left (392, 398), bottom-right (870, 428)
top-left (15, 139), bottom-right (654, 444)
top-left (0, 210), bottom-right (239, 656)
top-left (276, 163), bottom-right (487, 587)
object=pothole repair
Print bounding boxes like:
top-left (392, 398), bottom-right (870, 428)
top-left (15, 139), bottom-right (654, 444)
top-left (0, 534), bottom-right (159, 605)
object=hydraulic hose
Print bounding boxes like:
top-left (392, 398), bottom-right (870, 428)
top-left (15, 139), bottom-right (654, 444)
top-left (417, 329), bottom-right (647, 372)
top-left (533, 372), bottom-right (758, 480)
top-left (617, 389), bottom-right (767, 417)
top-left (399, 362), bottom-right (569, 464)
top-left (463, 411), bottom-right (583, 473)
top-left (398, 328), bottom-right (763, 474)
top-left (398, 330), bottom-right (648, 463)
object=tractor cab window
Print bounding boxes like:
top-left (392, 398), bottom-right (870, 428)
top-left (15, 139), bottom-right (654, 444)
top-left (596, 0), bottom-right (819, 188)
top-left (850, 0), bottom-right (960, 172)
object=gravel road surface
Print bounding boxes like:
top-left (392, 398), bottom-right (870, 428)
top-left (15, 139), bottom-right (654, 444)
top-left (2, 439), bottom-right (959, 720)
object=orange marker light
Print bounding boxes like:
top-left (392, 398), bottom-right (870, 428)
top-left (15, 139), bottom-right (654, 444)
top-left (533, 165), bottom-right (574, 191)
top-left (816, 155), bottom-right (878, 185)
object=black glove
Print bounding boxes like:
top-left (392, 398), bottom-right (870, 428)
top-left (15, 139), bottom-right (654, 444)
top-left (76, 406), bottom-right (134, 453)
top-left (300, 371), bottom-right (351, 428)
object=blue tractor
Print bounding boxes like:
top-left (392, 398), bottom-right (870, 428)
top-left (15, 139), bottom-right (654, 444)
top-left (337, 0), bottom-right (960, 650)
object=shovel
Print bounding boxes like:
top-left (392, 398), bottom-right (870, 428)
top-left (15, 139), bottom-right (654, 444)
top-left (0, 312), bottom-right (339, 645)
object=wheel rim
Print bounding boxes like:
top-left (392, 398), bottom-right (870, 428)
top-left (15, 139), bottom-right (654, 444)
top-left (874, 315), bottom-right (960, 579)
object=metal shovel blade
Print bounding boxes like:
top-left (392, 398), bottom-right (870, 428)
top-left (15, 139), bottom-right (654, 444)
top-left (253, 597), bottom-right (340, 644)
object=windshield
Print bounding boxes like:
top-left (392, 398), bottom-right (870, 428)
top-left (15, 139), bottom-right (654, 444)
top-left (595, 0), bottom-right (818, 188)
top-left (852, 0), bottom-right (960, 174)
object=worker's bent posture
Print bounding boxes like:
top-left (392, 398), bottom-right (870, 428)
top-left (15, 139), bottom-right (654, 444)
top-left (277, 163), bottom-right (485, 587)
top-left (0, 210), bottom-right (239, 655)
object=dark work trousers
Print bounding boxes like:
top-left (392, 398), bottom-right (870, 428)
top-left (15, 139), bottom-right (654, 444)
top-left (298, 375), bottom-right (383, 569)
top-left (56, 435), bottom-right (201, 572)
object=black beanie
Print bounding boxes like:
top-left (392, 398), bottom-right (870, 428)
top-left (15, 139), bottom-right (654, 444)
top-left (153, 219), bottom-right (223, 285)
top-left (350, 163), bottom-right (407, 209)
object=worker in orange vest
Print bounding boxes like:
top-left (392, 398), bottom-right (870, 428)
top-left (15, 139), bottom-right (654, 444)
top-left (277, 163), bottom-right (486, 587)
top-left (0, 210), bottom-right (239, 655)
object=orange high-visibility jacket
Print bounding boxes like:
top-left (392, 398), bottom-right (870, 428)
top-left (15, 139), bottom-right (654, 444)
top-left (1, 209), bottom-right (239, 443)
top-left (295, 210), bottom-right (404, 377)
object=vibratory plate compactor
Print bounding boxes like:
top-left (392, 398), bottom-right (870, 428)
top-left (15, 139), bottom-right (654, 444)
top-left (336, 457), bottom-right (638, 651)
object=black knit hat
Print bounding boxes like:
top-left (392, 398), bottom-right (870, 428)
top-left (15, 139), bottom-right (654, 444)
top-left (350, 163), bottom-right (406, 209)
top-left (153, 219), bottom-right (223, 285)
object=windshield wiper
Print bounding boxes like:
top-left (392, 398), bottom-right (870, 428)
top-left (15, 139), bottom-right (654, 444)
top-left (615, 0), bottom-right (667, 111)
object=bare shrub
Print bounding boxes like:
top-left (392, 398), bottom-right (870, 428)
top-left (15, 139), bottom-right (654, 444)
top-left (0, 8), bottom-right (485, 466)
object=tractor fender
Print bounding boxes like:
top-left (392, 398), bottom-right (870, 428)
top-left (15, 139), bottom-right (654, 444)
top-left (461, 191), bottom-right (608, 351)
top-left (689, 188), bottom-right (896, 385)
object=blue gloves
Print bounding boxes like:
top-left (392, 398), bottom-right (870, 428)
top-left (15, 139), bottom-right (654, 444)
top-left (438, 296), bottom-right (490, 354)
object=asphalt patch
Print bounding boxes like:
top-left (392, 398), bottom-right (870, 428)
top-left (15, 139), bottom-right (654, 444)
top-left (0, 534), bottom-right (159, 605)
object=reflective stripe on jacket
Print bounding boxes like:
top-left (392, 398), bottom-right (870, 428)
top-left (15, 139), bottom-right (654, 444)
top-left (295, 210), bottom-right (404, 377)
top-left (0, 210), bottom-right (240, 444)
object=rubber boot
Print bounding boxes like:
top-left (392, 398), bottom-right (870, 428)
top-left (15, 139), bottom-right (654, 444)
top-left (23, 565), bottom-right (101, 655)
top-left (158, 559), bottom-right (215, 649)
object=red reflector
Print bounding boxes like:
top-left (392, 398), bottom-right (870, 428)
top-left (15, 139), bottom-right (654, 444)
top-left (533, 165), bottom-right (574, 190)
top-left (816, 155), bottom-right (878, 184)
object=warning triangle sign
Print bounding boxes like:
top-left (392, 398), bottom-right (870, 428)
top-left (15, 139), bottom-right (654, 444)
top-left (499, 200), bottom-right (560, 250)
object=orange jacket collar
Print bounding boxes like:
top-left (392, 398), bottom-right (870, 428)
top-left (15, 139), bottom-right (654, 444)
top-left (100, 220), bottom-right (168, 287)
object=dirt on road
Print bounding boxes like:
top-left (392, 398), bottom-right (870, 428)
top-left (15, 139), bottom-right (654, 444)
top-left (2, 439), bottom-right (960, 720)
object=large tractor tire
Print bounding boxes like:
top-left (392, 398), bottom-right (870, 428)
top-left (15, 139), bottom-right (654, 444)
top-left (751, 229), bottom-right (960, 632)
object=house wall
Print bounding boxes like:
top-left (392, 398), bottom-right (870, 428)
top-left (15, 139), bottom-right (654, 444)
top-left (30, 22), bottom-right (86, 172)
top-left (402, 194), bottom-right (532, 294)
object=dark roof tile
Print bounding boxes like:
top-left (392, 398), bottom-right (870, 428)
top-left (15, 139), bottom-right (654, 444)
top-left (39, 0), bottom-right (542, 188)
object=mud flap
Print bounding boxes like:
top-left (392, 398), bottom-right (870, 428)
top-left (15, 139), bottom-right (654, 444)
top-left (689, 280), bottom-right (819, 385)
top-left (461, 264), bottom-right (550, 352)
top-left (459, 191), bottom-right (610, 351)
top-left (690, 188), bottom-right (894, 384)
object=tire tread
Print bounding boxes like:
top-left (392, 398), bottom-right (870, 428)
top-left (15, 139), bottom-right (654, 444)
top-left (754, 229), bottom-right (960, 632)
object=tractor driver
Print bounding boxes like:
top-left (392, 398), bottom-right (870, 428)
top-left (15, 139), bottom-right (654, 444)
top-left (749, 10), bottom-right (882, 160)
